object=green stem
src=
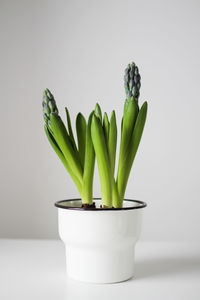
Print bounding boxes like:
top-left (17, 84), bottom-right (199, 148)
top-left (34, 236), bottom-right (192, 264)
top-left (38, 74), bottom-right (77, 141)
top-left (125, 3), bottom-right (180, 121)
top-left (81, 112), bottom-right (95, 205)
top-left (112, 180), bottom-right (121, 208)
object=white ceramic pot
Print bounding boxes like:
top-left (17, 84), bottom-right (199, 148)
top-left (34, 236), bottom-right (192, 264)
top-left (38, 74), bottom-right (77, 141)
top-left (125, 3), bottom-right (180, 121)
top-left (55, 199), bottom-right (146, 284)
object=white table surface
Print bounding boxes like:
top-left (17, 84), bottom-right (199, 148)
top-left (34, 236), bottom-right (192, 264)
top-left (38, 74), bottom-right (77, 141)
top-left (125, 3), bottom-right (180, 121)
top-left (0, 239), bottom-right (200, 300)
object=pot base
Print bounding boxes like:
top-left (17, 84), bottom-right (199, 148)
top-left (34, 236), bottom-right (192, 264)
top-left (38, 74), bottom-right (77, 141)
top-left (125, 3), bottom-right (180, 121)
top-left (65, 245), bottom-right (135, 283)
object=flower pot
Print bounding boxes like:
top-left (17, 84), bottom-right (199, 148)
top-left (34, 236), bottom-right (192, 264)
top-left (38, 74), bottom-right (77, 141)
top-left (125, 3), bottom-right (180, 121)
top-left (55, 199), bottom-right (146, 284)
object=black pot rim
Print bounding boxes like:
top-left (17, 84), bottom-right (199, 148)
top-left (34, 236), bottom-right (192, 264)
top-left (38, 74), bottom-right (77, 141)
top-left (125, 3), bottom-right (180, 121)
top-left (55, 198), bottom-right (147, 211)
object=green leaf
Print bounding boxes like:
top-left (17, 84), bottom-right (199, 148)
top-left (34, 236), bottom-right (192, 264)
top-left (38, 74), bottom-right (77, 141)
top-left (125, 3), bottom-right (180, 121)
top-left (91, 114), bottom-right (112, 208)
top-left (81, 112), bottom-right (95, 204)
top-left (76, 113), bottom-right (86, 169)
top-left (117, 101), bottom-right (148, 201)
top-left (65, 107), bottom-right (78, 152)
top-left (117, 98), bottom-right (139, 201)
top-left (94, 103), bottom-right (102, 123)
top-left (44, 124), bottom-right (82, 193)
top-left (50, 113), bottom-right (83, 184)
top-left (103, 112), bottom-right (109, 147)
top-left (119, 98), bottom-right (139, 166)
top-left (108, 110), bottom-right (117, 177)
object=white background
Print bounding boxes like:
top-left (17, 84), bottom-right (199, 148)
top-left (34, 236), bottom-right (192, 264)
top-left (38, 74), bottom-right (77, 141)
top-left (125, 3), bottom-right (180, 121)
top-left (0, 0), bottom-right (200, 240)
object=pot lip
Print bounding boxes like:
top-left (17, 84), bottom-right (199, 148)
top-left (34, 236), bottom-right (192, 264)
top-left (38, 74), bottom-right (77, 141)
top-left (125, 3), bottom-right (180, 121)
top-left (54, 198), bottom-right (147, 211)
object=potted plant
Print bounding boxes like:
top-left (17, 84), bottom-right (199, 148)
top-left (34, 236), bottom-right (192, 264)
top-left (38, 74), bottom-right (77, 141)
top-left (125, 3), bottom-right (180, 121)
top-left (42, 62), bottom-right (148, 283)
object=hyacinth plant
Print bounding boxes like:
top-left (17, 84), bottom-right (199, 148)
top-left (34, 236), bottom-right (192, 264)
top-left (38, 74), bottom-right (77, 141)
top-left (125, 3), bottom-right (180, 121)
top-left (42, 62), bottom-right (147, 208)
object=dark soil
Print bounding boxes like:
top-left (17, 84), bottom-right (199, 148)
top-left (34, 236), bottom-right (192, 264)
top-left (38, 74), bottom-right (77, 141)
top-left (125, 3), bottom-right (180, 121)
top-left (81, 202), bottom-right (96, 209)
top-left (81, 203), bottom-right (115, 209)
